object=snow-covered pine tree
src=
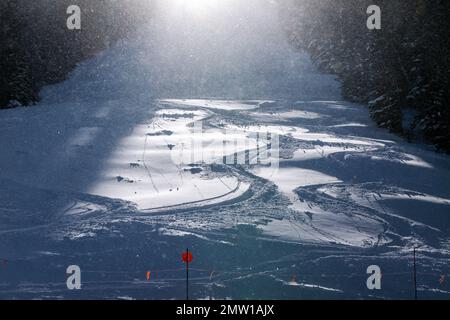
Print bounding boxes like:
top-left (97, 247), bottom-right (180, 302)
top-left (279, 0), bottom-right (450, 153)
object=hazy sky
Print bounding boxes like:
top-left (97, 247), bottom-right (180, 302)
top-left (132, 0), bottom-right (312, 97)
top-left (42, 0), bottom-right (325, 101)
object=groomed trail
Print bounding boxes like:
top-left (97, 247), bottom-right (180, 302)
top-left (0, 0), bottom-right (450, 299)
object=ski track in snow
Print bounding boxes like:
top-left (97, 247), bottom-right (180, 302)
top-left (2, 97), bottom-right (450, 299)
top-left (1, 0), bottom-right (450, 299)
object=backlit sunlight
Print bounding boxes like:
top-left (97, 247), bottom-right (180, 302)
top-left (169, 0), bottom-right (223, 16)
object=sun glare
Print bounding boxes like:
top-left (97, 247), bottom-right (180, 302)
top-left (171, 0), bottom-right (222, 16)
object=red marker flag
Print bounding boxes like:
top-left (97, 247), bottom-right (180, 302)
top-left (183, 249), bottom-right (193, 300)
top-left (182, 251), bottom-right (193, 264)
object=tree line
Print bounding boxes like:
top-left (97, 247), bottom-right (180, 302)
top-left (0, 0), bottom-right (150, 108)
top-left (2, 1), bottom-right (449, 153)
top-left (279, 0), bottom-right (450, 152)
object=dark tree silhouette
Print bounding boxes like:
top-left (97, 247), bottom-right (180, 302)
top-left (1, 0), bottom-right (151, 108)
top-left (280, 0), bottom-right (450, 152)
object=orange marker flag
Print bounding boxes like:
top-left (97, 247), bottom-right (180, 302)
top-left (146, 271), bottom-right (151, 281)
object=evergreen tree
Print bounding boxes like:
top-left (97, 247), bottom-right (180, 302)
top-left (0, 1), bottom-right (37, 107)
top-left (280, 0), bottom-right (450, 152)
